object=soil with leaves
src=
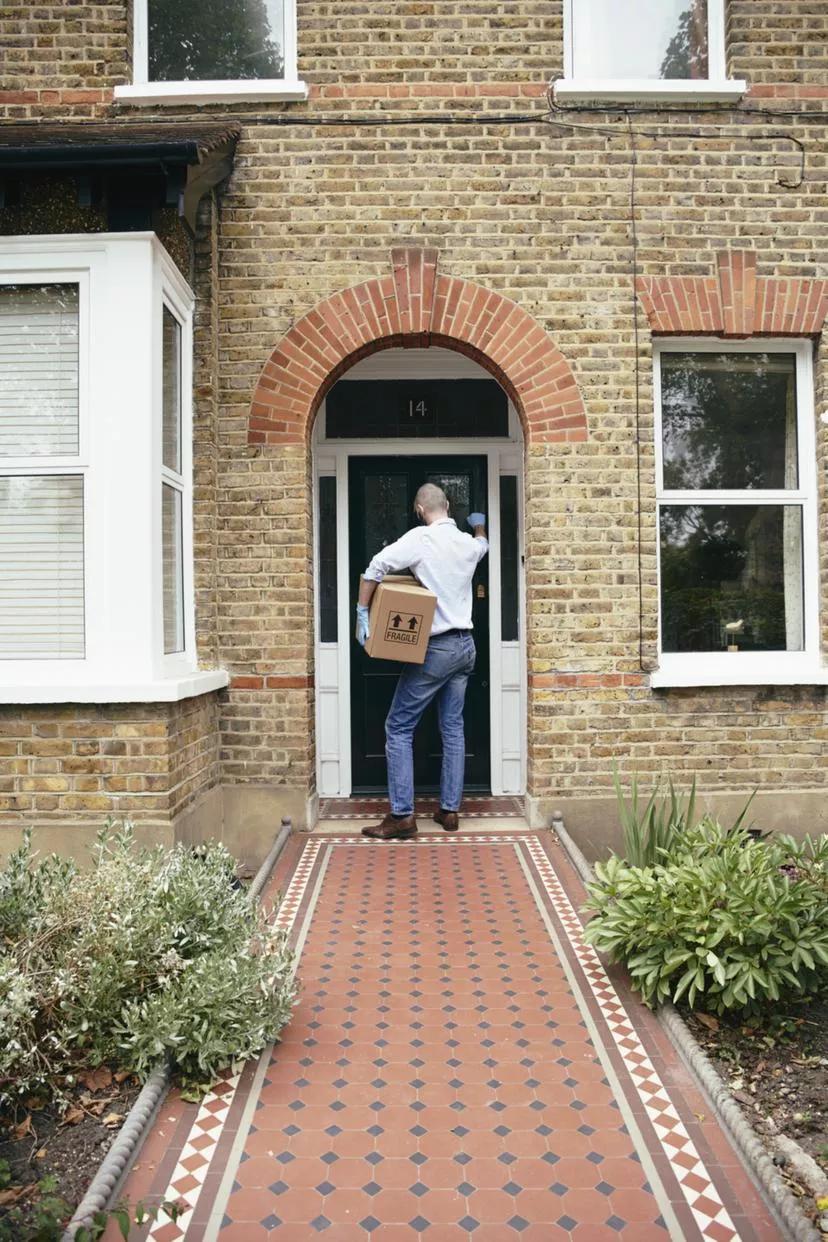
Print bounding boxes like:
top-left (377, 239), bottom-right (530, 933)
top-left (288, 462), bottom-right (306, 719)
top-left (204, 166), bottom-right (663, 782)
top-left (0, 1065), bottom-right (140, 1239)
top-left (684, 998), bottom-right (828, 1225)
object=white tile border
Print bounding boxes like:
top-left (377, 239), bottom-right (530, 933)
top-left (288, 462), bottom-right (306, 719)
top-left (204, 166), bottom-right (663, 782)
top-left (147, 840), bottom-right (322, 1239)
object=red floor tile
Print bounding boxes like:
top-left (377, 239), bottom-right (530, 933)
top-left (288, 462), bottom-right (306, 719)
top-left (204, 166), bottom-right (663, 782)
top-left (125, 835), bottom-right (783, 1241)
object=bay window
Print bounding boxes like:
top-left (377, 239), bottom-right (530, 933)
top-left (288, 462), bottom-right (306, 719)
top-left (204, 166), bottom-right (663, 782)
top-left (0, 282), bottom-right (85, 660)
top-left (115, 0), bottom-right (306, 105)
top-left (0, 235), bottom-right (226, 703)
top-left (652, 341), bottom-right (821, 687)
top-left (556, 0), bottom-right (745, 102)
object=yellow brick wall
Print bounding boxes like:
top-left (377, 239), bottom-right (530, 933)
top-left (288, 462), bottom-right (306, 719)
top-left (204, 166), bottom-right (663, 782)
top-left (0, 1), bottom-right (826, 840)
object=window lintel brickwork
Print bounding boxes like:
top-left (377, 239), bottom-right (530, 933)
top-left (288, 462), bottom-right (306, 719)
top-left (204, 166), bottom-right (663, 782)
top-left (637, 250), bottom-right (828, 338)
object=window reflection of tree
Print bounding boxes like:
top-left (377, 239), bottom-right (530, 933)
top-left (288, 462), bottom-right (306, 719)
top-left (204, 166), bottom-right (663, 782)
top-left (660, 505), bottom-right (802, 653)
top-left (660, 0), bottom-right (709, 79)
top-left (661, 354), bottom-right (797, 491)
top-left (148, 0), bottom-right (284, 81)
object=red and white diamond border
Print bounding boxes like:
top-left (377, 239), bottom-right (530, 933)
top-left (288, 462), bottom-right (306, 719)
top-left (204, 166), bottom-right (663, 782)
top-left (147, 834), bottom-right (741, 1242)
top-left (523, 835), bottom-right (739, 1242)
top-left (147, 840), bottom-right (323, 1240)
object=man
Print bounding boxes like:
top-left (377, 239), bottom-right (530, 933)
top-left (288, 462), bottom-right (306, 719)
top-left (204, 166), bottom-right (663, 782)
top-left (355, 482), bottom-right (488, 841)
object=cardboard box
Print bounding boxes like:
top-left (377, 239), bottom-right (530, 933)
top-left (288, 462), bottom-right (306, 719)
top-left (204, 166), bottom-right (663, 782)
top-left (361, 575), bottom-right (437, 664)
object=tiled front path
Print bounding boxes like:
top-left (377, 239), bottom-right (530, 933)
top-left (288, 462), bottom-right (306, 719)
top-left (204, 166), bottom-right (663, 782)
top-left (120, 832), bottom-right (782, 1242)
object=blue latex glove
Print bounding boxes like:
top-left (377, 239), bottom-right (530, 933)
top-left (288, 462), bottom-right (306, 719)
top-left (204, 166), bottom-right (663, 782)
top-left (467, 512), bottom-right (486, 529)
top-left (355, 604), bottom-right (370, 647)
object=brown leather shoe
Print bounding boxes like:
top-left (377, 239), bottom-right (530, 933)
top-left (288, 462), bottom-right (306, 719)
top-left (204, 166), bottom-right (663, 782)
top-left (361, 813), bottom-right (418, 840)
top-left (434, 808), bottom-right (459, 833)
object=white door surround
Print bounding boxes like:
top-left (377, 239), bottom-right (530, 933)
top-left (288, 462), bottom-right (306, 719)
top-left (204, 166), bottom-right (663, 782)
top-left (313, 348), bottom-right (527, 799)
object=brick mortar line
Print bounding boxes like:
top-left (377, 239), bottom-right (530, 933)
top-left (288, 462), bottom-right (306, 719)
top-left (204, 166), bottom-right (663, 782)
top-left (548, 813), bottom-right (819, 1242)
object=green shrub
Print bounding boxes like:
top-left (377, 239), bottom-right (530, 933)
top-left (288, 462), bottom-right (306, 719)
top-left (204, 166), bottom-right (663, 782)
top-left (612, 765), bottom-right (755, 867)
top-left (0, 827), bottom-right (295, 1106)
top-left (584, 822), bottom-right (828, 1014)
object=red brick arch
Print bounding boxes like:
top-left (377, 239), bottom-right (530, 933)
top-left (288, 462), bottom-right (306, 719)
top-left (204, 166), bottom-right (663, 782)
top-left (248, 248), bottom-right (587, 446)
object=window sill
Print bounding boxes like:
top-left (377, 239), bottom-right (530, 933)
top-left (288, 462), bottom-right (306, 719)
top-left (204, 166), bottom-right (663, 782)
top-left (650, 663), bottom-right (828, 689)
top-left (553, 79), bottom-right (747, 104)
top-left (114, 80), bottom-right (309, 106)
top-left (0, 668), bottom-right (229, 705)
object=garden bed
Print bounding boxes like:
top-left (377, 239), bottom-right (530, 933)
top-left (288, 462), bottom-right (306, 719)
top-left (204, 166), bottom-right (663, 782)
top-left (684, 999), bottom-right (828, 1222)
top-left (0, 1068), bottom-right (141, 1239)
top-left (0, 827), bottom-right (295, 1240)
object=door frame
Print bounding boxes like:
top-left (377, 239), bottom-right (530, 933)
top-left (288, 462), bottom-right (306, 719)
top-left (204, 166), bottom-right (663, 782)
top-left (313, 372), bottom-right (527, 800)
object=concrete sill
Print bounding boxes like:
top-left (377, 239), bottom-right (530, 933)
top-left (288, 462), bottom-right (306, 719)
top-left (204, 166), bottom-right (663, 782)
top-left (0, 669), bottom-right (230, 705)
top-left (114, 81), bottom-right (309, 106)
top-left (650, 666), bottom-right (828, 689)
top-left (553, 79), bottom-right (747, 104)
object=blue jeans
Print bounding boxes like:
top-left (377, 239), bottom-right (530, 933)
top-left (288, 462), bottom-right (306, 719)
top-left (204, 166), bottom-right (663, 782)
top-left (385, 631), bottom-right (476, 817)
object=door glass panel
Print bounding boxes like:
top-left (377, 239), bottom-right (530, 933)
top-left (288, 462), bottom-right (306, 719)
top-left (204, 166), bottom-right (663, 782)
top-left (660, 504), bottom-right (804, 653)
top-left (500, 475), bottom-right (519, 641)
top-left (363, 474), bottom-right (409, 566)
top-left (318, 475), bottom-right (337, 642)
top-left (426, 473), bottom-right (470, 530)
top-left (661, 353), bottom-right (798, 490)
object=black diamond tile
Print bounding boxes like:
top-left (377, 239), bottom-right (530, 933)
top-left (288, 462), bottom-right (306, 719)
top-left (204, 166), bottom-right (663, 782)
top-left (365, 1151), bottom-right (383, 1166)
top-left (276, 1151), bottom-right (295, 1164)
top-left (459, 1217), bottom-right (479, 1232)
top-left (409, 1217), bottom-right (430, 1231)
top-left (268, 1180), bottom-right (288, 1195)
top-left (541, 1152), bottom-right (560, 1165)
top-left (261, 1214), bottom-right (282, 1230)
top-left (321, 1151), bottom-right (339, 1165)
top-left (315, 1181), bottom-right (335, 1196)
top-left (410, 1152), bottom-right (428, 1166)
top-left (507, 1218), bottom-right (529, 1233)
top-left (607, 1217), bottom-right (626, 1232)
top-left (502, 1181), bottom-right (522, 1196)
top-left (550, 1182), bottom-right (567, 1196)
top-left (360, 1218), bottom-right (380, 1234)
top-left (586, 1151), bottom-right (604, 1164)
top-left (311, 1216), bottom-right (330, 1232)
top-left (457, 1181), bottom-right (476, 1195)
top-left (410, 1182), bottom-right (428, 1198)
top-left (557, 1216), bottom-right (577, 1231)
top-left (362, 1181), bottom-right (381, 1196)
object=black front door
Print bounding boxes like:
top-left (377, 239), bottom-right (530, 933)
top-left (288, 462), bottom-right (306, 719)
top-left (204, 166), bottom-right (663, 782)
top-left (349, 456), bottom-right (490, 794)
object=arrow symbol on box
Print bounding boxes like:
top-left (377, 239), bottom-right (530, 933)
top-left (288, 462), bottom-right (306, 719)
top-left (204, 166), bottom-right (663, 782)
top-left (391, 615), bottom-right (402, 628)
top-left (408, 616), bottom-right (418, 631)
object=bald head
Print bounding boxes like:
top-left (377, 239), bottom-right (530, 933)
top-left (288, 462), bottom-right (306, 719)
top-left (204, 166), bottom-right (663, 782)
top-left (414, 483), bottom-right (449, 523)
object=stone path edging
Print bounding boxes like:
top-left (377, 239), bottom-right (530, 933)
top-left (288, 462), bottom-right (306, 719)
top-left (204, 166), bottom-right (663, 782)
top-left (61, 818), bottom-right (294, 1240)
top-left (548, 811), bottom-right (820, 1242)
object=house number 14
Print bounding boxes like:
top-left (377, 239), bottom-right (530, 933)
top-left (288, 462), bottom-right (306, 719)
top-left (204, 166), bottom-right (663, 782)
top-left (408, 399), bottom-right (428, 419)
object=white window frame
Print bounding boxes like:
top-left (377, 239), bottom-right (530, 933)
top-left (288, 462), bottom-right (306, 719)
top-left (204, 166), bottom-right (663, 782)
top-left (651, 338), bottom-right (825, 688)
top-left (0, 234), bottom-right (227, 703)
top-left (554, 0), bottom-right (746, 103)
top-left (114, 0), bottom-right (308, 105)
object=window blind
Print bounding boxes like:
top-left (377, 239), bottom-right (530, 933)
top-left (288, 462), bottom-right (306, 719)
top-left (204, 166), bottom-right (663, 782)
top-left (162, 483), bottom-right (184, 653)
top-left (0, 284), bottom-right (80, 457)
top-left (162, 307), bottom-right (181, 473)
top-left (0, 474), bottom-right (85, 658)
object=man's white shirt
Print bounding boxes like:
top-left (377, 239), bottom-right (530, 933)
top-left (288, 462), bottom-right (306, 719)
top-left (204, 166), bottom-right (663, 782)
top-left (363, 518), bottom-right (489, 635)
